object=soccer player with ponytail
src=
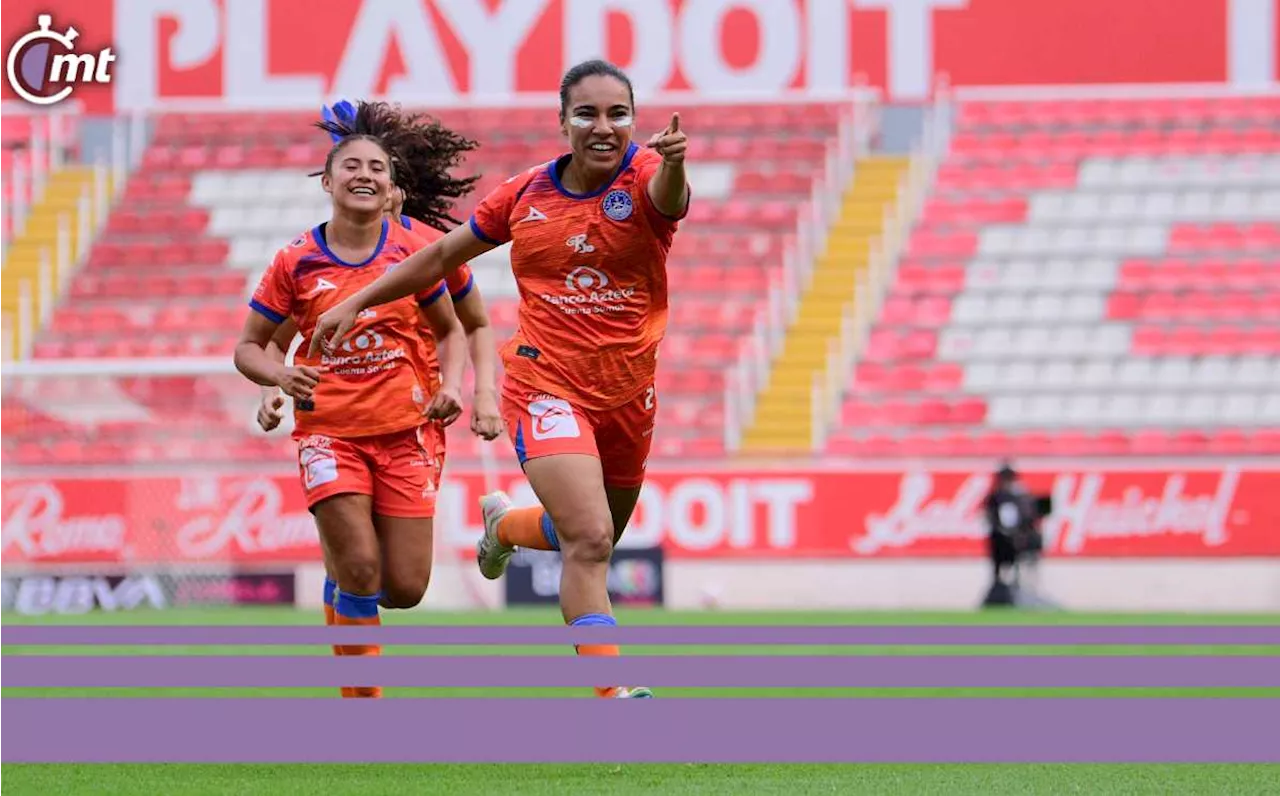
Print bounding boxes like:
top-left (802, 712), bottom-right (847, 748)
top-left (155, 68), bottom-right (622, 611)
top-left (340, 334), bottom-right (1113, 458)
top-left (235, 102), bottom-right (490, 697)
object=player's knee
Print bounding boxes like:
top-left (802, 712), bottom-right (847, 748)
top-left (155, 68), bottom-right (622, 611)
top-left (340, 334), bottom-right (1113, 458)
top-left (560, 520), bottom-right (614, 565)
top-left (334, 552), bottom-right (380, 593)
top-left (381, 577), bottom-right (429, 609)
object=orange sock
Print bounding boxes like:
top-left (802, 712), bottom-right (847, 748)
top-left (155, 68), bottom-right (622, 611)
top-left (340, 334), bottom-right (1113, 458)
top-left (333, 589), bottom-right (383, 698)
top-left (497, 507), bottom-right (560, 550)
top-left (570, 612), bottom-right (621, 698)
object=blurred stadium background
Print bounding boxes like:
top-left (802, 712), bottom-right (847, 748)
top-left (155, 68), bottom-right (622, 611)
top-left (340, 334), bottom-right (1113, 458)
top-left (2, 0), bottom-right (1278, 620)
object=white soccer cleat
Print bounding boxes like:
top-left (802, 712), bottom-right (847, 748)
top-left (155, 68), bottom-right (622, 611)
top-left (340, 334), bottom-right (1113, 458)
top-left (614, 686), bottom-right (654, 699)
top-left (476, 491), bottom-right (516, 580)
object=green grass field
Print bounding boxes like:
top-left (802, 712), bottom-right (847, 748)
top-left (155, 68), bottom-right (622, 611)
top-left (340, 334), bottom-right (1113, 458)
top-left (4, 606), bottom-right (1279, 793)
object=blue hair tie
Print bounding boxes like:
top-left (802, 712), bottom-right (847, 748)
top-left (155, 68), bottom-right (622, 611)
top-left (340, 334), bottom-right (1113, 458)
top-left (320, 99), bottom-right (358, 143)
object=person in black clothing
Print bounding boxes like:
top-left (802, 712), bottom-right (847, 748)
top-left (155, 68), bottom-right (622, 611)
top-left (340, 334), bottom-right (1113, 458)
top-left (983, 463), bottom-right (1036, 604)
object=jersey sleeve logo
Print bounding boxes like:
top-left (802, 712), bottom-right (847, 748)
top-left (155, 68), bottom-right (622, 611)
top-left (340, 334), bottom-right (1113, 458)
top-left (303, 277), bottom-right (338, 298)
top-left (518, 206), bottom-right (548, 224)
top-left (602, 189), bottom-right (634, 222)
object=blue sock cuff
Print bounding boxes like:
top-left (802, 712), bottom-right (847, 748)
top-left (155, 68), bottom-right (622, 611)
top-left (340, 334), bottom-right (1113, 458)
top-left (335, 590), bottom-right (381, 619)
top-left (540, 512), bottom-right (561, 551)
top-left (323, 578), bottom-right (337, 607)
top-left (570, 612), bottom-right (617, 627)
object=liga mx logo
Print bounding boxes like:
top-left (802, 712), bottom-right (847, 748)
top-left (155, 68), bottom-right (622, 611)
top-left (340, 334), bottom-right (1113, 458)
top-left (6, 15), bottom-right (116, 106)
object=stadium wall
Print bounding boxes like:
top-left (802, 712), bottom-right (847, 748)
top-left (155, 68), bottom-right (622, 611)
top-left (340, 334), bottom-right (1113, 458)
top-left (7, 460), bottom-right (1273, 612)
top-left (291, 559), bottom-right (1280, 613)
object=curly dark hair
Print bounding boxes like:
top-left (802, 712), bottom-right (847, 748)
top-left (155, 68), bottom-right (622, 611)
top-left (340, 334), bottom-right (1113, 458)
top-left (313, 100), bottom-right (480, 233)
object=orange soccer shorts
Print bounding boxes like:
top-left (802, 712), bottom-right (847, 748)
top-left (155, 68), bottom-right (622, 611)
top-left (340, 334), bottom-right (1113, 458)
top-left (294, 423), bottom-right (446, 518)
top-left (501, 381), bottom-right (657, 489)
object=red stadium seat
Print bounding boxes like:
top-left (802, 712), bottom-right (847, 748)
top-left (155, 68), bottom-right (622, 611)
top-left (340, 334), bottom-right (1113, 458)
top-left (18, 98), bottom-right (1279, 469)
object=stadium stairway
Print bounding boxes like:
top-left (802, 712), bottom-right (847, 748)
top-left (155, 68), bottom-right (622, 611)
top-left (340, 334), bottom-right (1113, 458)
top-left (740, 156), bottom-right (909, 452)
top-left (1, 166), bottom-right (103, 357)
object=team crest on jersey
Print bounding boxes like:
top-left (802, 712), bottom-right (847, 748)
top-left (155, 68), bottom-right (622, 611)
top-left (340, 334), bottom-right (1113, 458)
top-left (602, 189), bottom-right (633, 222)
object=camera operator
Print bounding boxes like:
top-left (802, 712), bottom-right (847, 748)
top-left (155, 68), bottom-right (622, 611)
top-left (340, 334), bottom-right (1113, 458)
top-left (983, 463), bottom-right (1038, 605)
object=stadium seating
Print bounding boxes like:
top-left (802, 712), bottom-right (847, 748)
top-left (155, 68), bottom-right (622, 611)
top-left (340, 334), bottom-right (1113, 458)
top-left (7, 104), bottom-right (842, 466)
top-left (831, 96), bottom-right (1280, 457)
top-left (1, 118), bottom-right (28, 356)
top-left (2, 116), bottom-right (38, 247)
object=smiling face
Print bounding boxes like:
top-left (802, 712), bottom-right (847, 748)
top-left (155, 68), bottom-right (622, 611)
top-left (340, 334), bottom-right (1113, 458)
top-left (560, 73), bottom-right (635, 179)
top-left (321, 136), bottom-right (393, 217)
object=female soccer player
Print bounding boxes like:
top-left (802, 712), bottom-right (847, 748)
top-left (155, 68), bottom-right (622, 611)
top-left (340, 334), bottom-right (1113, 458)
top-left (308, 60), bottom-right (690, 699)
top-left (255, 103), bottom-right (502, 683)
top-left (234, 103), bottom-right (481, 698)
top-left (258, 101), bottom-right (502, 443)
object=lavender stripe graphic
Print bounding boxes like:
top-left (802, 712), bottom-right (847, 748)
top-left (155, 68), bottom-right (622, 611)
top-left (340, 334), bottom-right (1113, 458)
top-left (7, 655), bottom-right (1279, 689)
top-left (20, 42), bottom-right (50, 91)
top-left (4, 698), bottom-right (1276, 763)
top-left (6, 625), bottom-right (1279, 647)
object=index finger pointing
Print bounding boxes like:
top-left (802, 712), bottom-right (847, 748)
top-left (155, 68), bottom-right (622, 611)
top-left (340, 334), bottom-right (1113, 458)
top-left (669, 112), bottom-right (680, 133)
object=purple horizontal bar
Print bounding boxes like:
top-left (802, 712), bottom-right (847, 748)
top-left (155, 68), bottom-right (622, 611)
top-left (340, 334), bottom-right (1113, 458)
top-left (5, 624), bottom-right (1279, 647)
top-left (6, 655), bottom-right (1279, 689)
top-left (4, 698), bottom-right (1277, 763)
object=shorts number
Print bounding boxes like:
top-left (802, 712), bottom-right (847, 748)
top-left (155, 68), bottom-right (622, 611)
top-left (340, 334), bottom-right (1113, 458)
top-left (644, 386), bottom-right (655, 411)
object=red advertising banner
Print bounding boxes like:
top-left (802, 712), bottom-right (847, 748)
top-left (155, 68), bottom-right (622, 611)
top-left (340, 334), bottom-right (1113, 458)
top-left (2, 0), bottom-right (1269, 113)
top-left (3, 465), bottom-right (1276, 565)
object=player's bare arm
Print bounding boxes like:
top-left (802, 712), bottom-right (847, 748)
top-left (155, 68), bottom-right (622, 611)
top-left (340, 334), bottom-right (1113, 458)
top-left (453, 286), bottom-right (502, 440)
top-left (234, 311), bottom-right (324, 401)
top-left (308, 223), bottom-right (495, 357)
top-left (646, 112), bottom-right (690, 218)
top-left (418, 292), bottom-right (466, 427)
top-left (255, 319), bottom-right (299, 432)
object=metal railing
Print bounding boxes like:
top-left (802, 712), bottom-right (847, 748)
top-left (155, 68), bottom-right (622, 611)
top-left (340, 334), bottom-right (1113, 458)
top-left (810, 84), bottom-right (955, 451)
top-left (723, 88), bottom-right (880, 452)
top-left (2, 103), bottom-right (125, 361)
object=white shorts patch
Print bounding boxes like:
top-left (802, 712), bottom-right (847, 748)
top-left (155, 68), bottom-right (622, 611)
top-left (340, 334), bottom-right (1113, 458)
top-left (299, 441), bottom-right (339, 491)
top-left (529, 398), bottom-right (581, 441)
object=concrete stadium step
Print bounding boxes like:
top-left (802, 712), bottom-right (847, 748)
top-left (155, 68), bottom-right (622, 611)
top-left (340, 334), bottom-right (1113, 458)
top-left (738, 155), bottom-right (908, 454)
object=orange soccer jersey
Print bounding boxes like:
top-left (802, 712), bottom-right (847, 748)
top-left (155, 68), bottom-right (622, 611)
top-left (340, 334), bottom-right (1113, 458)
top-left (469, 142), bottom-right (685, 413)
top-left (249, 219), bottom-right (448, 439)
top-left (398, 214), bottom-right (475, 384)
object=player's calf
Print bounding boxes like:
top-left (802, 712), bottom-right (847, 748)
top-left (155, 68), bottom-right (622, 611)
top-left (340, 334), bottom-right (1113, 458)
top-left (331, 587), bottom-right (384, 698)
top-left (557, 517), bottom-right (613, 617)
top-left (376, 517), bottom-right (435, 609)
top-left (332, 552), bottom-right (380, 595)
top-left (315, 499), bottom-right (385, 698)
top-left (557, 519), bottom-right (626, 698)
